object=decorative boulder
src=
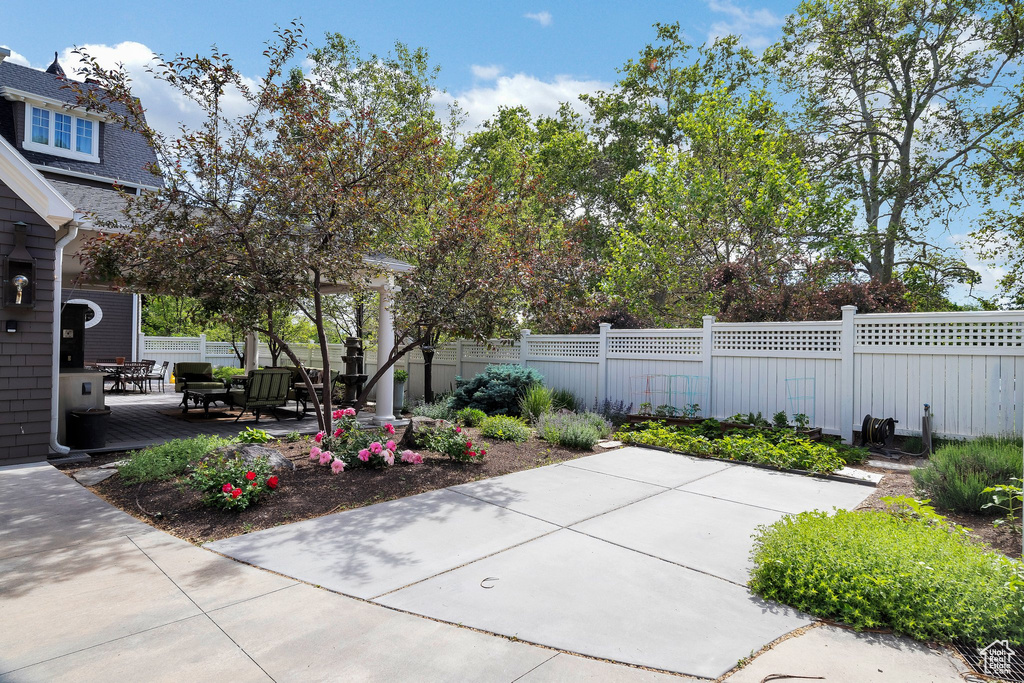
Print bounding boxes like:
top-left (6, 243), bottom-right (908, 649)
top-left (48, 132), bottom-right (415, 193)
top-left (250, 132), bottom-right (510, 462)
top-left (210, 444), bottom-right (295, 472)
top-left (400, 416), bottom-right (449, 449)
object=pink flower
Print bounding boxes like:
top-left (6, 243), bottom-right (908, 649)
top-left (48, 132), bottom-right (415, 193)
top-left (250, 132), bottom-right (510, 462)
top-left (222, 483), bottom-right (233, 493)
top-left (400, 449), bottom-right (424, 464)
top-left (318, 451), bottom-right (332, 465)
top-left (384, 423), bottom-right (396, 435)
top-left (314, 431), bottom-right (325, 444)
top-left (385, 440), bottom-right (396, 451)
top-left (370, 442), bottom-right (383, 455)
top-left (358, 449), bottom-right (370, 462)
top-left (334, 427), bottom-right (344, 437)
top-left (342, 407), bottom-right (356, 417)
top-left (309, 446), bottom-right (322, 461)
top-left (455, 426), bottom-right (462, 434)
top-left (332, 409), bottom-right (343, 419)
top-left (383, 450), bottom-right (395, 466)
top-left (330, 458), bottom-right (345, 474)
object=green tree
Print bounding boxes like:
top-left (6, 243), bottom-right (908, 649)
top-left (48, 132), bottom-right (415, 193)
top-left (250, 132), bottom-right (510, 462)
top-left (604, 86), bottom-right (849, 325)
top-left (767, 0), bottom-right (1024, 285)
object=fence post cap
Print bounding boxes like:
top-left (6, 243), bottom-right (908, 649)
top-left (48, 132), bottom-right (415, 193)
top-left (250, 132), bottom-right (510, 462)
top-left (520, 329), bottom-right (532, 336)
top-left (598, 322), bottom-right (612, 331)
top-left (841, 305), bottom-right (858, 313)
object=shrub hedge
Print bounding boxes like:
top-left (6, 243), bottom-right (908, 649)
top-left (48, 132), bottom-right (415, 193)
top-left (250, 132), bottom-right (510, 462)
top-left (912, 436), bottom-right (1023, 514)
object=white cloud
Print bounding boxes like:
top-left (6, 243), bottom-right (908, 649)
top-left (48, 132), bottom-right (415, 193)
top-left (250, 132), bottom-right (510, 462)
top-left (436, 72), bottom-right (609, 132)
top-left (0, 47), bottom-right (31, 66)
top-left (705, 0), bottom-right (783, 50)
top-left (524, 11), bottom-right (553, 27)
top-left (471, 64), bottom-right (503, 81)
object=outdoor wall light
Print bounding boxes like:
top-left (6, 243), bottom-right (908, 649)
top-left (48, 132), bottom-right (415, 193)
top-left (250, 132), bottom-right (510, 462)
top-left (12, 275), bottom-right (29, 305)
top-left (5, 320), bottom-right (17, 333)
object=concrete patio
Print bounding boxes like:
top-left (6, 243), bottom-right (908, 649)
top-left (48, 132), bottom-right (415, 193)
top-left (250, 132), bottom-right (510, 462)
top-left (2, 448), bottom-right (968, 682)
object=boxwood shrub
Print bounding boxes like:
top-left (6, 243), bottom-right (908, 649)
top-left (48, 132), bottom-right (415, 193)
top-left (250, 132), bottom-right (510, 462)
top-left (749, 508), bottom-right (1024, 646)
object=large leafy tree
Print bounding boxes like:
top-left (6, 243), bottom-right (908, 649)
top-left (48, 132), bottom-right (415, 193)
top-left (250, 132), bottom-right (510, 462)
top-left (767, 0), bottom-right (1024, 286)
top-left (604, 86), bottom-right (849, 325)
top-left (73, 26), bottom-right (443, 431)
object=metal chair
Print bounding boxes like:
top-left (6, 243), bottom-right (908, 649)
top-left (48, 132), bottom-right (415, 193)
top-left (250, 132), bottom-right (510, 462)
top-left (144, 360), bottom-right (169, 392)
top-left (227, 368), bottom-right (292, 422)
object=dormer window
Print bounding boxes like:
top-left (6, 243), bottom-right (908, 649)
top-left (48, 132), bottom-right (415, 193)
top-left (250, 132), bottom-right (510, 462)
top-left (22, 105), bottom-right (100, 163)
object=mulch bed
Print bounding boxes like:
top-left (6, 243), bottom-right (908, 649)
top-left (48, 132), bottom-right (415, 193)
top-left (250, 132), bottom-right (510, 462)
top-left (58, 428), bottom-right (604, 545)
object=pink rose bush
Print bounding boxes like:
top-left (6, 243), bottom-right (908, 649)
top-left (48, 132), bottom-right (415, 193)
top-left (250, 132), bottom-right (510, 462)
top-left (309, 413), bottom-right (424, 473)
top-left (417, 423), bottom-right (489, 463)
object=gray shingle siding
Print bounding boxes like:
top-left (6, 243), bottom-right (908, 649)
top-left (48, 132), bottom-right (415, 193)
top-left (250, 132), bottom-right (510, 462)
top-left (0, 180), bottom-right (55, 464)
top-left (60, 290), bottom-right (133, 362)
top-left (0, 61), bottom-right (161, 187)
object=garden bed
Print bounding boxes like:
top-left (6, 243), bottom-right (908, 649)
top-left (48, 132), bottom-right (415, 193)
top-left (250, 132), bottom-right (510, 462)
top-left (57, 429), bottom-right (606, 544)
top-left (625, 415), bottom-right (823, 440)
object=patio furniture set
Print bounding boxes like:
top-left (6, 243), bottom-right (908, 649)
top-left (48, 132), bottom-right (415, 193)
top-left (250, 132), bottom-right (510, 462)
top-left (173, 362), bottom-right (332, 422)
top-left (92, 359), bottom-right (169, 394)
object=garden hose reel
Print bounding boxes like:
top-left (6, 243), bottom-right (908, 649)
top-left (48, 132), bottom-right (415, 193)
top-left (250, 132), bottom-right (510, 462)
top-left (859, 404), bottom-right (933, 459)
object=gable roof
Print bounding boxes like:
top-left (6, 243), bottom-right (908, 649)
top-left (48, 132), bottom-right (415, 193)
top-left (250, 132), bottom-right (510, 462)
top-left (0, 60), bottom-right (160, 188)
top-left (0, 134), bottom-right (76, 228)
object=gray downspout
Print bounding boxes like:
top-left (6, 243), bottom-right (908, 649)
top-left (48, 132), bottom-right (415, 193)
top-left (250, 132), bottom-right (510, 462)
top-left (49, 220), bottom-right (80, 456)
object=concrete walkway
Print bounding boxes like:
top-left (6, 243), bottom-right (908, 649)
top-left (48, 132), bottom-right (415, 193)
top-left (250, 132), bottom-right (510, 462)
top-left (0, 461), bottom-right (686, 682)
top-left (2, 451), bottom-right (968, 681)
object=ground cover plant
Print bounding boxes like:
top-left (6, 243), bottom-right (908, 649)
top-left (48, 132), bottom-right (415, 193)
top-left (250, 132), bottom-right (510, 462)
top-left (537, 411), bottom-right (613, 449)
top-left (615, 422), bottom-right (843, 473)
top-left (450, 365), bottom-right (544, 416)
top-left (749, 506), bottom-right (1024, 646)
top-left (455, 407), bottom-right (486, 427)
top-left (480, 415), bottom-right (532, 442)
top-left (118, 435), bottom-right (234, 484)
top-left (411, 397), bottom-right (455, 421)
top-left (912, 436), bottom-right (1023, 514)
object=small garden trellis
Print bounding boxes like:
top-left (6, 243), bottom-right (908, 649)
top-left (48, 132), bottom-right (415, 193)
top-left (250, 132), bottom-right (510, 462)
top-left (631, 374), bottom-right (709, 418)
top-left (785, 377), bottom-right (816, 428)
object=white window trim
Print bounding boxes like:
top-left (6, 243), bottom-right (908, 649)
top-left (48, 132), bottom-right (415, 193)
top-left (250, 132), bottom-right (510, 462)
top-left (22, 105), bottom-right (100, 163)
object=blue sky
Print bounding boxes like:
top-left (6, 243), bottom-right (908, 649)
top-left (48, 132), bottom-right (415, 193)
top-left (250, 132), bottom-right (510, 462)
top-left (0, 0), bottom-right (1006, 300)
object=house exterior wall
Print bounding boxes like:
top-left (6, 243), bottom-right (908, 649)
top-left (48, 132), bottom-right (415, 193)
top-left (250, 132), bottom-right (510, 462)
top-left (0, 179), bottom-right (55, 464)
top-left (61, 290), bottom-right (134, 362)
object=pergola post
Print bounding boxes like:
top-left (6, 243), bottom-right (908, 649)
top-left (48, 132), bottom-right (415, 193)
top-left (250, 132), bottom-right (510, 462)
top-left (373, 281), bottom-right (396, 425)
top-left (244, 331), bottom-right (259, 373)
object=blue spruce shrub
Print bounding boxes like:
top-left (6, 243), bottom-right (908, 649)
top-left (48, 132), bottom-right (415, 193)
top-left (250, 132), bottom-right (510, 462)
top-left (450, 365), bottom-right (545, 416)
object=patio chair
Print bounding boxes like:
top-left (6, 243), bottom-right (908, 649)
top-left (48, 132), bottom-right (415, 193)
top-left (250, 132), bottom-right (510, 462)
top-left (117, 360), bottom-right (154, 393)
top-left (144, 360), bottom-right (169, 393)
top-left (173, 362), bottom-right (227, 405)
top-left (227, 368), bottom-right (292, 422)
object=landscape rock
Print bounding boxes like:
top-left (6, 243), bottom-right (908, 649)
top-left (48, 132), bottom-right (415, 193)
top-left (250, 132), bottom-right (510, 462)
top-left (400, 416), bottom-right (449, 449)
top-left (73, 468), bottom-right (117, 486)
top-left (210, 444), bottom-right (295, 472)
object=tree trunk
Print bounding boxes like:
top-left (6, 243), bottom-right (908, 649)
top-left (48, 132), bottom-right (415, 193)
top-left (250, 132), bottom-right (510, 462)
top-left (423, 347), bottom-right (435, 403)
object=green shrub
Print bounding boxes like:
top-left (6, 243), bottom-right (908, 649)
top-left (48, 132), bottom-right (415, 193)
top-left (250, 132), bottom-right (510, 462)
top-left (551, 388), bottom-right (579, 412)
top-left (614, 423), bottom-right (843, 473)
top-left (537, 411), bottom-right (612, 449)
top-left (417, 423), bottom-right (487, 462)
top-left (189, 454), bottom-right (278, 510)
top-left (455, 407), bottom-right (487, 427)
top-left (912, 436), bottom-right (1023, 514)
top-left (411, 397), bottom-right (455, 420)
top-left (119, 435), bottom-right (233, 484)
top-left (237, 426), bottom-right (272, 444)
top-left (213, 366), bottom-right (247, 382)
top-left (480, 415), bottom-right (532, 442)
top-left (450, 365), bottom-right (544, 416)
top-left (393, 368), bottom-right (409, 383)
top-left (749, 509), bottom-right (1024, 646)
top-left (519, 384), bottom-right (552, 424)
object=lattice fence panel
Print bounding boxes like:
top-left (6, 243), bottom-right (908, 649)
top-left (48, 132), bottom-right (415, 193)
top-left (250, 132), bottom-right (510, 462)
top-left (143, 337), bottom-right (201, 353)
top-left (856, 319), bottom-right (1024, 350)
top-left (526, 337), bottom-right (600, 359)
top-left (607, 333), bottom-right (702, 357)
top-left (463, 342), bottom-right (521, 361)
top-left (713, 326), bottom-right (842, 355)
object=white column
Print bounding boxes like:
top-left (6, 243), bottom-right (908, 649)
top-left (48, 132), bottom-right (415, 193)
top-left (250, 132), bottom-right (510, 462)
top-left (597, 323), bottom-right (610, 408)
top-left (840, 305), bottom-right (857, 444)
top-left (244, 331), bottom-right (258, 372)
top-left (373, 284), bottom-right (396, 424)
top-left (131, 294), bottom-right (140, 360)
top-left (701, 315), bottom-right (715, 417)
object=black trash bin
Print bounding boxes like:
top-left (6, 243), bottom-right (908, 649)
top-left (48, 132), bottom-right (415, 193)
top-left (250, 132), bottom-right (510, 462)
top-left (68, 408), bottom-right (111, 449)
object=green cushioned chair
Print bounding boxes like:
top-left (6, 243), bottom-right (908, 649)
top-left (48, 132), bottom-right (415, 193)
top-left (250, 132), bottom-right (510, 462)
top-left (228, 368), bottom-right (292, 422)
top-left (173, 362), bottom-right (227, 405)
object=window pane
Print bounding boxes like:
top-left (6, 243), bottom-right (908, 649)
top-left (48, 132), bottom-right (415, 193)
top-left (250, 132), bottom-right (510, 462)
top-left (54, 113), bottom-right (71, 149)
top-left (31, 107), bottom-right (49, 144)
top-left (76, 119), bottom-right (93, 154)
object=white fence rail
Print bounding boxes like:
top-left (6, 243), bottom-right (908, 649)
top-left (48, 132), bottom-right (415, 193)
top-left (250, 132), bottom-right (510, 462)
top-left (141, 307), bottom-right (1024, 440)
